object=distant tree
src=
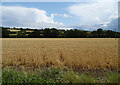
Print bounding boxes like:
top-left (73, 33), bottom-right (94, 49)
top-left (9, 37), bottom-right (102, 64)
top-left (86, 31), bottom-right (92, 38)
top-left (79, 30), bottom-right (87, 38)
top-left (115, 32), bottom-right (120, 38)
top-left (29, 29), bottom-right (41, 38)
top-left (17, 31), bottom-right (26, 38)
top-left (106, 30), bottom-right (115, 38)
top-left (97, 28), bottom-right (103, 38)
top-left (13, 27), bottom-right (16, 29)
top-left (91, 31), bottom-right (98, 38)
top-left (20, 28), bottom-right (23, 31)
top-left (58, 30), bottom-right (65, 38)
top-left (65, 29), bottom-right (74, 38)
top-left (50, 28), bottom-right (59, 38)
top-left (65, 29), bottom-right (88, 38)
top-left (43, 28), bottom-right (52, 38)
top-left (1, 26), bottom-right (120, 38)
top-left (73, 29), bottom-right (80, 38)
top-left (2, 27), bottom-right (10, 38)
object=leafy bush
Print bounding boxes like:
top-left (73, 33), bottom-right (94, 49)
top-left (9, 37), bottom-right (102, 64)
top-left (2, 68), bottom-right (65, 84)
top-left (2, 68), bottom-right (25, 83)
top-left (2, 68), bottom-right (119, 84)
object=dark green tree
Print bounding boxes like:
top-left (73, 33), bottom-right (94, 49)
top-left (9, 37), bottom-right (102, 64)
top-left (43, 28), bottom-right (52, 38)
top-left (29, 29), bottom-right (41, 38)
top-left (2, 27), bottom-right (10, 38)
top-left (106, 30), bottom-right (115, 38)
top-left (50, 28), bottom-right (59, 38)
top-left (97, 28), bottom-right (104, 38)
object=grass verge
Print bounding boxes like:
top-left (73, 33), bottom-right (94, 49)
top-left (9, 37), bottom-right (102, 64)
top-left (2, 67), bottom-right (119, 84)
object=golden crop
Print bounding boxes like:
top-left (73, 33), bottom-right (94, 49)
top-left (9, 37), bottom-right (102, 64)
top-left (2, 38), bottom-right (118, 70)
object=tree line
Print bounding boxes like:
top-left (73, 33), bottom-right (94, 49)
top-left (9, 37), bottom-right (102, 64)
top-left (1, 27), bottom-right (120, 38)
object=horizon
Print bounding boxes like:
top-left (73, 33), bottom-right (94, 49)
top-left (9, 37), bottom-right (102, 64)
top-left (2, 26), bottom-right (119, 32)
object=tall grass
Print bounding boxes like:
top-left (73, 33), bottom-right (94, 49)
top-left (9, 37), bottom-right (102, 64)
top-left (2, 38), bottom-right (118, 69)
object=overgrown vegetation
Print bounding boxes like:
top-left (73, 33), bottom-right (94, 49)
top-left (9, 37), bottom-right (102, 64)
top-left (2, 68), bottom-right (119, 84)
top-left (1, 27), bottom-right (120, 38)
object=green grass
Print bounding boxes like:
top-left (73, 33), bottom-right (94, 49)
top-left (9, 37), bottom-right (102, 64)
top-left (63, 70), bottom-right (95, 83)
top-left (2, 68), bottom-right (119, 84)
top-left (106, 72), bottom-right (118, 83)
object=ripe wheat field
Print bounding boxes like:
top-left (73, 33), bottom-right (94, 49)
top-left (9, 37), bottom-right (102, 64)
top-left (2, 38), bottom-right (119, 70)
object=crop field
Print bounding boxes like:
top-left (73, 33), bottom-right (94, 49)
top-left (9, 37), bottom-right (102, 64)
top-left (2, 38), bottom-right (119, 83)
top-left (2, 38), bottom-right (118, 69)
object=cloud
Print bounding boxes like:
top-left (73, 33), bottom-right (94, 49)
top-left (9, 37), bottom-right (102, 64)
top-left (68, 0), bottom-right (119, 30)
top-left (51, 13), bottom-right (72, 18)
top-left (1, 5), bottom-right (65, 28)
top-left (1, 0), bottom-right (119, 31)
top-left (71, 18), bottom-right (118, 31)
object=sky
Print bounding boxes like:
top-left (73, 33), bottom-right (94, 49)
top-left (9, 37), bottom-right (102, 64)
top-left (0, 0), bottom-right (119, 31)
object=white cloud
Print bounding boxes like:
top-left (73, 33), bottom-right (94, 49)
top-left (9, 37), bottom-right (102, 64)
top-left (57, 27), bottom-right (73, 30)
top-left (1, 5), bottom-right (65, 28)
top-left (51, 13), bottom-right (72, 18)
top-left (68, 0), bottom-right (119, 30)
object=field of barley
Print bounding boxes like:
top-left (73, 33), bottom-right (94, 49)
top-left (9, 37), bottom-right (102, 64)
top-left (2, 38), bottom-right (118, 70)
